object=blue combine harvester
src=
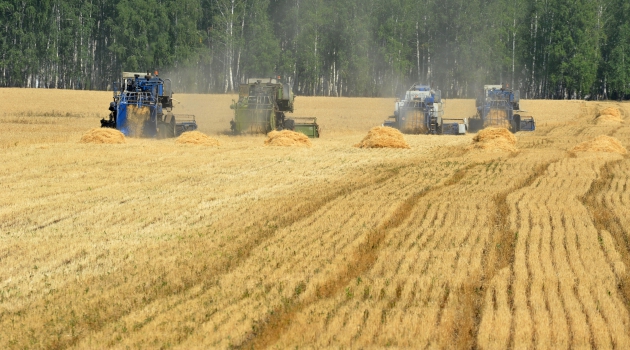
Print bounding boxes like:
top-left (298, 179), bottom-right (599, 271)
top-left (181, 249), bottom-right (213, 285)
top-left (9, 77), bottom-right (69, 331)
top-left (101, 72), bottom-right (197, 138)
top-left (469, 84), bottom-right (535, 133)
top-left (383, 84), bottom-right (467, 135)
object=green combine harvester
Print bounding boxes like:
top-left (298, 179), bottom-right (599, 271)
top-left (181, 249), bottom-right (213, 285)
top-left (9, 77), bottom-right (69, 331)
top-left (230, 77), bottom-right (320, 138)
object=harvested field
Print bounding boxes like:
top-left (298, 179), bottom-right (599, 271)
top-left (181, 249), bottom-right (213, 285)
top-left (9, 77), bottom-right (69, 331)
top-left (175, 131), bottom-right (220, 146)
top-left (264, 130), bottom-right (312, 147)
top-left (571, 135), bottom-right (627, 154)
top-left (79, 128), bottom-right (126, 144)
top-left (355, 126), bottom-right (410, 149)
top-left (1, 88), bottom-right (630, 349)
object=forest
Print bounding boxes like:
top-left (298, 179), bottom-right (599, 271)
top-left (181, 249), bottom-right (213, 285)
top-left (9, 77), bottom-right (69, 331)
top-left (0, 0), bottom-right (629, 99)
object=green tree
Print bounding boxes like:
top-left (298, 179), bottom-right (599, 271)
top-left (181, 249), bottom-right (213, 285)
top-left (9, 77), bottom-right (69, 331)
top-left (602, 0), bottom-right (630, 99)
top-left (241, 0), bottom-right (279, 78)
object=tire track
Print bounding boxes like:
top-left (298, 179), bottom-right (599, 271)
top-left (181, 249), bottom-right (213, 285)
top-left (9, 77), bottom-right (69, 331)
top-left (7, 166), bottom-right (403, 350)
top-left (475, 159), bottom-right (560, 349)
top-left (235, 163), bottom-right (481, 349)
top-left (580, 160), bottom-right (630, 317)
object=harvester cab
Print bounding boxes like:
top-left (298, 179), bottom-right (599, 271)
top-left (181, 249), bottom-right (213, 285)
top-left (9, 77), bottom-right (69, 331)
top-left (383, 84), bottom-right (465, 135)
top-left (101, 71), bottom-right (197, 138)
top-left (470, 84), bottom-right (535, 133)
top-left (230, 77), bottom-right (320, 138)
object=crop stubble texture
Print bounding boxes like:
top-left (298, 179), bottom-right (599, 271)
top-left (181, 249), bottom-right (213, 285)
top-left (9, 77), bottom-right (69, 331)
top-left (1, 89), bottom-right (630, 349)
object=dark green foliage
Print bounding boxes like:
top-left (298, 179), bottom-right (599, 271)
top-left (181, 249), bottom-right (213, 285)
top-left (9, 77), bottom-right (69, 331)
top-left (0, 0), bottom-right (627, 98)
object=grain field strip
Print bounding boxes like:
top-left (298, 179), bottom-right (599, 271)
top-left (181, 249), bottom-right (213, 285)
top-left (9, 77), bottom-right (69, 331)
top-left (65, 163), bottom-right (418, 348)
top-left (1, 167), bottom-right (403, 350)
top-left (283, 159), bottom-right (518, 348)
top-left (479, 156), bottom-right (630, 349)
top-left (581, 160), bottom-right (630, 317)
top-left (82, 160), bottom-right (442, 348)
top-left (198, 168), bottom-right (399, 273)
top-left (454, 159), bottom-right (559, 349)
top-left (235, 162), bottom-right (481, 349)
top-left (44, 170), bottom-right (398, 345)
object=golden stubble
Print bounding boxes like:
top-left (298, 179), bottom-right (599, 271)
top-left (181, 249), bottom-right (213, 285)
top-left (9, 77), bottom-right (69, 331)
top-left (1, 88), bottom-right (629, 349)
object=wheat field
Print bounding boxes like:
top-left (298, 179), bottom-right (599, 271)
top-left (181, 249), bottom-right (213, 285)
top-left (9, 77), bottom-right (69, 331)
top-left (1, 88), bottom-right (629, 349)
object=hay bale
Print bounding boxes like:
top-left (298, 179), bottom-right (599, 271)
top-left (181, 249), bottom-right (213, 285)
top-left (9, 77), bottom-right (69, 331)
top-left (595, 107), bottom-right (623, 125)
top-left (264, 130), bottom-right (312, 147)
top-left (175, 131), bottom-right (220, 146)
top-left (595, 114), bottom-right (623, 125)
top-left (79, 128), bottom-right (126, 144)
top-left (468, 127), bottom-right (517, 152)
top-left (354, 126), bottom-right (410, 149)
top-left (571, 135), bottom-right (627, 155)
top-left (599, 107), bottom-right (621, 118)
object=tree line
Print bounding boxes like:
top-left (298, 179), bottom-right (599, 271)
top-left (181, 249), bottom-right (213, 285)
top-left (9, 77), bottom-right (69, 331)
top-left (1, 0), bottom-right (629, 99)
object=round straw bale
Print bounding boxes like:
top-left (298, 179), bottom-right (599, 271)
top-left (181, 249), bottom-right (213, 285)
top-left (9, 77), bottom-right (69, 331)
top-left (354, 126), bottom-right (410, 149)
top-left (79, 128), bottom-right (126, 144)
top-left (175, 131), bottom-right (220, 146)
top-left (468, 127), bottom-right (517, 152)
top-left (264, 130), bottom-right (312, 147)
top-left (571, 135), bottom-right (627, 155)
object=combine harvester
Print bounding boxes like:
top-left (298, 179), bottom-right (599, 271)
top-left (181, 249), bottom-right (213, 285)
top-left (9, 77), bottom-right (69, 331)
top-left (383, 84), bottom-right (467, 135)
top-left (230, 77), bottom-right (320, 138)
top-left (101, 72), bottom-right (197, 138)
top-left (469, 84), bottom-right (535, 133)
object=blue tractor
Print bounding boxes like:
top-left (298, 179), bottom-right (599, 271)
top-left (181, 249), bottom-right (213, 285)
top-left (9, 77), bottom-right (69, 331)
top-left (101, 72), bottom-right (197, 138)
top-left (383, 84), bottom-right (467, 135)
top-left (469, 84), bottom-right (535, 133)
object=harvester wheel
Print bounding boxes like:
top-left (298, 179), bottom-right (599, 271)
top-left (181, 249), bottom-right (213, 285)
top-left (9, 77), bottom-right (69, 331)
top-left (284, 119), bottom-right (295, 131)
top-left (168, 116), bottom-right (176, 138)
top-left (512, 114), bottom-right (521, 133)
top-left (157, 122), bottom-right (169, 139)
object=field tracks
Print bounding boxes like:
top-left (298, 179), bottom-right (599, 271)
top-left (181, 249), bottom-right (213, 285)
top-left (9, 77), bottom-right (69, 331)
top-left (237, 162), bottom-right (482, 349)
top-left (581, 160), bottom-right (630, 315)
top-left (83, 166), bottom-right (405, 348)
top-left (477, 153), bottom-right (630, 349)
top-left (455, 159), bottom-right (558, 349)
top-left (3, 164), bottom-right (403, 349)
